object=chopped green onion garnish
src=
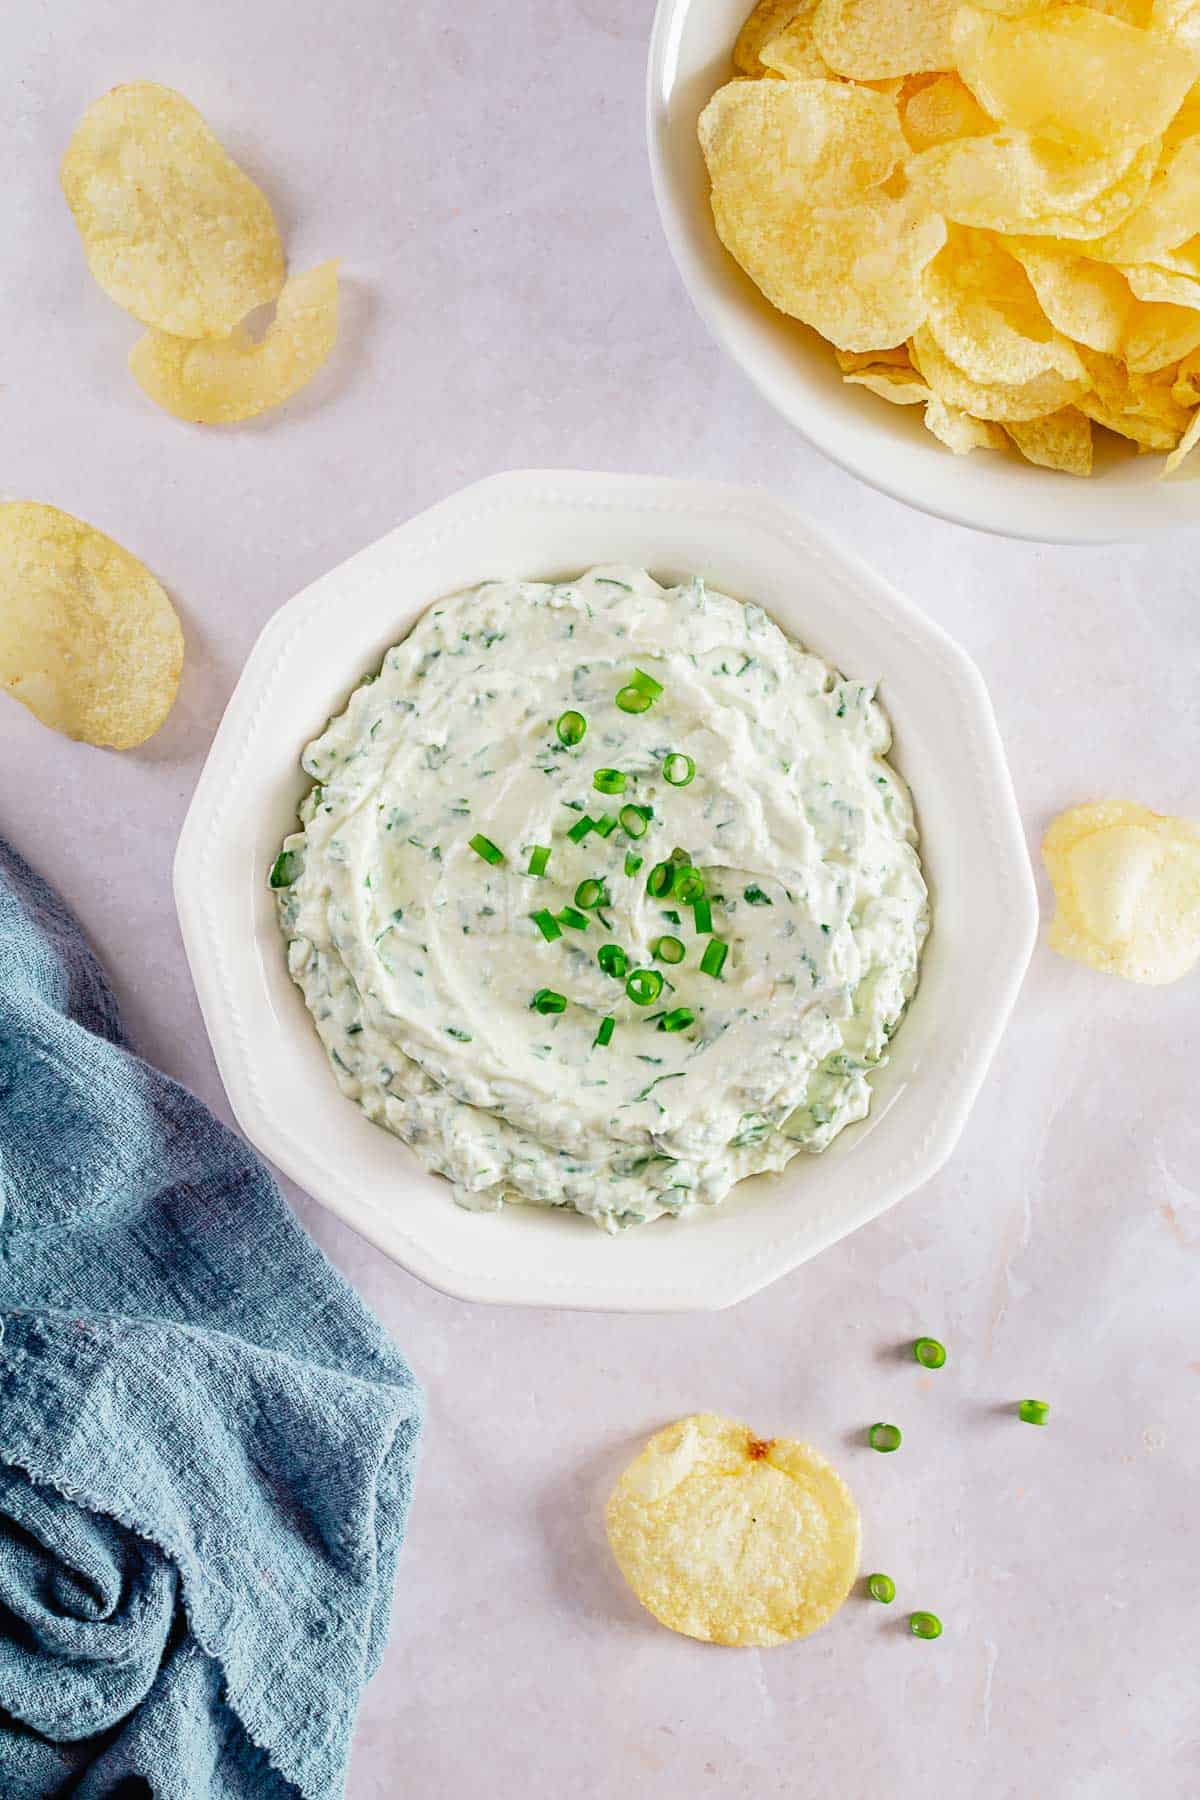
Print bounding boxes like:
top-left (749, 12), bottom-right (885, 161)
top-left (268, 850), bottom-right (303, 889)
top-left (531, 909), bottom-right (562, 943)
top-left (593, 768), bottom-right (626, 795)
top-left (624, 852), bottom-right (643, 877)
top-left (658, 1006), bottom-right (694, 1033)
top-left (1018, 1399), bottom-right (1050, 1426)
top-left (556, 710), bottom-right (587, 747)
top-left (575, 878), bottom-right (607, 910)
top-left (629, 667), bottom-right (664, 701)
top-left (619, 803), bottom-right (650, 838)
top-left (594, 1015), bottom-right (615, 1048)
top-left (615, 684), bottom-right (652, 714)
top-left (530, 988), bottom-right (567, 1015)
top-left (868, 1422), bottom-right (902, 1453)
top-left (646, 861), bottom-right (675, 898)
top-left (700, 938), bottom-right (728, 979)
top-left (567, 815), bottom-right (595, 843)
top-left (557, 906), bottom-right (590, 931)
top-left (593, 813), bottom-right (618, 838)
top-left (673, 866), bottom-right (705, 905)
top-left (743, 884), bottom-right (773, 906)
top-left (909, 1612), bottom-right (943, 1640)
top-left (663, 751), bottom-right (695, 787)
top-left (652, 935), bottom-right (685, 965)
top-left (867, 1573), bottom-right (896, 1605)
top-left (692, 896), bottom-right (713, 935)
top-left (469, 834), bottom-right (504, 865)
top-left (914, 1337), bottom-right (947, 1369)
top-left (597, 943), bottom-right (628, 979)
top-left (527, 844), bottom-right (551, 878)
top-left (626, 968), bottom-right (664, 1006)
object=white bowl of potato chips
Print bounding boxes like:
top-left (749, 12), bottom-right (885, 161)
top-left (648, 0), bottom-right (1200, 540)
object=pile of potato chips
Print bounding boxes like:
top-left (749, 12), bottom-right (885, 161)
top-left (1043, 801), bottom-right (1200, 981)
top-left (701, 0), bottom-right (1200, 475)
top-left (61, 83), bottom-right (337, 424)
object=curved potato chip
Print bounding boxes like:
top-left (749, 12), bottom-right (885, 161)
top-left (1163, 401), bottom-right (1200, 465)
top-left (1171, 344), bottom-right (1200, 398)
top-left (760, 13), bottom-right (836, 78)
top-left (1005, 406), bottom-right (1094, 472)
top-left (812, 0), bottom-right (958, 80)
top-left (908, 133), bottom-right (1159, 238)
top-left (923, 395), bottom-right (1007, 450)
top-left (0, 502), bottom-right (182, 748)
top-left (1122, 261), bottom-right (1200, 304)
top-left (1077, 135), bottom-right (1200, 262)
top-left (1043, 801), bottom-right (1200, 983)
top-left (952, 6), bottom-right (1198, 157)
top-left (925, 229), bottom-right (1086, 383)
top-left (911, 325), bottom-right (1087, 418)
top-left (734, 0), bottom-right (810, 73)
top-left (129, 262), bottom-right (339, 424)
top-left (1153, 0), bottom-right (1200, 48)
top-left (846, 364), bottom-right (933, 402)
top-left (605, 1414), bottom-right (860, 1647)
top-left (834, 345), bottom-right (912, 370)
top-left (1008, 241), bottom-right (1132, 351)
top-left (699, 76), bottom-right (906, 209)
top-left (60, 82), bottom-right (284, 338)
top-left (1123, 296), bottom-right (1200, 369)
top-left (1076, 346), bottom-right (1192, 442)
top-left (901, 74), bottom-right (995, 152)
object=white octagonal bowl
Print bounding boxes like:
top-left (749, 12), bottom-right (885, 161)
top-left (648, 0), bottom-right (1200, 543)
top-left (175, 470), bottom-right (1036, 1311)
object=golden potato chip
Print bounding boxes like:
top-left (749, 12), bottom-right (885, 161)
top-left (812, 0), bottom-right (959, 81)
top-left (0, 502), bottom-right (182, 748)
top-left (1171, 344), bottom-right (1200, 398)
top-left (129, 262), bottom-right (339, 424)
top-left (1077, 135), bottom-right (1200, 262)
top-left (1123, 296), bottom-right (1200, 369)
top-left (605, 1415), bottom-right (860, 1647)
top-left (911, 325), bottom-right (1087, 418)
top-left (923, 395), bottom-right (1008, 450)
top-left (1122, 261), bottom-right (1200, 304)
top-left (908, 134), bottom-right (1159, 238)
top-left (1153, 0), bottom-right (1200, 48)
top-left (1043, 801), bottom-right (1200, 983)
top-left (901, 73), bottom-right (994, 152)
top-left (760, 11), bottom-right (835, 79)
top-left (845, 364), bottom-right (933, 402)
top-left (1076, 346), bottom-right (1193, 441)
top-left (699, 76), bottom-right (906, 209)
top-left (1005, 406), bottom-right (1095, 472)
top-left (1008, 241), bottom-right (1132, 352)
top-left (1163, 400), bottom-right (1200, 465)
top-left (60, 82), bottom-right (284, 338)
top-left (834, 345), bottom-right (912, 371)
top-left (952, 6), bottom-right (1199, 156)
top-left (924, 229), bottom-right (1086, 384)
top-left (734, 0), bottom-right (810, 73)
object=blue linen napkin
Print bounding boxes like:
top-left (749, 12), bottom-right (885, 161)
top-left (0, 838), bottom-right (423, 1799)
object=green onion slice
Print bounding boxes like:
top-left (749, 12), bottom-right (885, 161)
top-left (557, 906), bottom-right (590, 931)
top-left (574, 878), bottom-right (607, 910)
top-left (594, 1015), bottom-right (615, 1048)
top-left (629, 667), bottom-right (663, 701)
top-left (530, 909), bottom-right (562, 943)
top-left (593, 813), bottom-right (618, 838)
top-left (626, 968), bottom-right (664, 1007)
top-left (468, 833), bottom-right (504, 865)
top-left (615, 685), bottom-right (652, 715)
top-left (597, 943), bottom-right (628, 979)
top-left (268, 850), bottom-right (303, 889)
top-left (743, 884), bottom-right (773, 906)
top-left (619, 803), bottom-right (650, 838)
top-left (663, 751), bottom-right (695, 787)
top-left (556, 710), bottom-right (587, 747)
top-left (909, 1612), bottom-right (943, 1640)
top-left (567, 815), bottom-right (595, 844)
top-left (530, 988), bottom-right (567, 1015)
top-left (593, 768), bottom-right (626, 795)
top-left (652, 935), bottom-right (685, 966)
top-left (527, 844), bottom-right (551, 878)
top-left (868, 1422), bottom-right (902, 1453)
top-left (624, 852), bottom-right (644, 877)
top-left (867, 1573), bottom-right (896, 1605)
top-left (646, 861), bottom-right (675, 898)
top-left (673, 866), bottom-right (705, 905)
top-left (692, 896), bottom-right (713, 935)
top-left (1018, 1399), bottom-right (1050, 1426)
top-left (914, 1337), bottom-right (947, 1369)
top-left (700, 938), bottom-right (728, 979)
top-left (658, 1007), bottom-right (694, 1033)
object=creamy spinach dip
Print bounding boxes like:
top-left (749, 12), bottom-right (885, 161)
top-left (272, 568), bottom-right (929, 1230)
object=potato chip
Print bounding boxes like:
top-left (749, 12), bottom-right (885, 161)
top-left (129, 262), bottom-right (339, 424)
top-left (1005, 406), bottom-right (1095, 472)
top-left (605, 1415), bottom-right (860, 1647)
top-left (923, 395), bottom-right (1008, 450)
top-left (1164, 400), bottom-right (1200, 465)
top-left (845, 364), bottom-right (933, 402)
top-left (1171, 344), bottom-right (1200, 398)
top-left (911, 325), bottom-right (1087, 418)
top-left (1043, 802), bottom-right (1200, 983)
top-left (834, 345), bottom-right (912, 371)
top-left (1153, 0), bottom-right (1200, 49)
top-left (0, 502), bottom-right (182, 748)
top-left (60, 82), bottom-right (284, 338)
top-left (1077, 135), bottom-right (1200, 262)
top-left (699, 76), bottom-right (906, 209)
top-left (924, 229), bottom-right (1087, 383)
top-left (952, 6), bottom-right (1199, 157)
top-left (760, 13), bottom-right (835, 79)
top-left (1008, 241), bottom-right (1132, 352)
top-left (734, 0), bottom-right (810, 73)
top-left (1122, 261), bottom-right (1200, 305)
top-left (908, 134), bottom-right (1159, 238)
top-left (812, 0), bottom-right (959, 81)
top-left (1076, 346), bottom-right (1193, 440)
top-left (1123, 295), bottom-right (1200, 370)
top-left (901, 74), bottom-right (995, 152)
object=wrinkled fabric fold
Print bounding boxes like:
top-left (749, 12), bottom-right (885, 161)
top-left (0, 838), bottom-right (423, 1799)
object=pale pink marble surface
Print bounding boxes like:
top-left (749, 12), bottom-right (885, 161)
top-left (3, 4), bottom-right (1198, 1796)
